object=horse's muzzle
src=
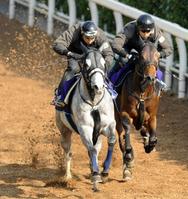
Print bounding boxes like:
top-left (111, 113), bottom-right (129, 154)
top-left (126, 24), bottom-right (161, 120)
top-left (146, 75), bottom-right (155, 82)
top-left (93, 85), bottom-right (104, 94)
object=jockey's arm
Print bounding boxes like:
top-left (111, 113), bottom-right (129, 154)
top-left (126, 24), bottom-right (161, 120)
top-left (98, 30), bottom-right (114, 71)
top-left (111, 32), bottom-right (129, 58)
top-left (101, 44), bottom-right (114, 71)
top-left (157, 30), bottom-right (173, 58)
top-left (52, 24), bottom-right (78, 56)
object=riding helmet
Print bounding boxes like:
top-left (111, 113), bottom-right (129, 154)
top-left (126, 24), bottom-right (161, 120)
top-left (136, 14), bottom-right (155, 31)
top-left (81, 21), bottom-right (98, 37)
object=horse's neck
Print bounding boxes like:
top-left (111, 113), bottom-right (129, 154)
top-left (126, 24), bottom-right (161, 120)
top-left (79, 78), bottom-right (90, 100)
top-left (132, 73), bottom-right (141, 90)
top-left (79, 78), bottom-right (104, 105)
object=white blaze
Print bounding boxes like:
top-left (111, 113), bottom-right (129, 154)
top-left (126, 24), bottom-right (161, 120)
top-left (91, 72), bottom-right (104, 90)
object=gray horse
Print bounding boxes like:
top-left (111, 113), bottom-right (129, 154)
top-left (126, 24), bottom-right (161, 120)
top-left (55, 43), bottom-right (116, 191)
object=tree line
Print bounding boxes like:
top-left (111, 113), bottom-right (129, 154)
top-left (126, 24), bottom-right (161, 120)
top-left (49, 0), bottom-right (187, 34)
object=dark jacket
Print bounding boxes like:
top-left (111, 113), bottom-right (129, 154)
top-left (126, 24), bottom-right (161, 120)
top-left (53, 23), bottom-right (114, 68)
top-left (112, 21), bottom-right (173, 59)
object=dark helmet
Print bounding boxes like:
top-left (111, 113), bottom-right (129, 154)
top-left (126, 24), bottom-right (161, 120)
top-left (136, 14), bottom-right (155, 31)
top-left (81, 21), bottom-right (98, 37)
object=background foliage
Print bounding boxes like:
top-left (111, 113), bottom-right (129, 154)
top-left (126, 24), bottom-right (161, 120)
top-left (38, 0), bottom-right (187, 34)
top-left (52, 0), bottom-right (188, 34)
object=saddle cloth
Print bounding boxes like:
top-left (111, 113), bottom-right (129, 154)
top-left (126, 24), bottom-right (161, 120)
top-left (109, 64), bottom-right (164, 93)
top-left (55, 75), bottom-right (118, 112)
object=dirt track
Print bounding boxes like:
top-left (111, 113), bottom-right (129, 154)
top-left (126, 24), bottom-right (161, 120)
top-left (0, 14), bottom-right (188, 199)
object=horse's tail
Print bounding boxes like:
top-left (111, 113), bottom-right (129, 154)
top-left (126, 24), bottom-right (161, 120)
top-left (91, 109), bottom-right (101, 145)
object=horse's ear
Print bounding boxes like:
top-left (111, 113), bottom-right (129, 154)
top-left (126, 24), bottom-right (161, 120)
top-left (99, 42), bottom-right (109, 52)
top-left (155, 51), bottom-right (160, 60)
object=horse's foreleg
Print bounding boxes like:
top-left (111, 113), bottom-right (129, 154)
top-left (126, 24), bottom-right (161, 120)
top-left (88, 148), bottom-right (100, 176)
top-left (102, 125), bottom-right (116, 179)
top-left (145, 115), bottom-right (157, 153)
top-left (88, 148), bottom-right (102, 192)
top-left (80, 134), bottom-right (102, 192)
top-left (121, 114), bottom-right (134, 181)
top-left (140, 125), bottom-right (150, 147)
top-left (87, 136), bottom-right (102, 173)
top-left (122, 116), bottom-right (134, 165)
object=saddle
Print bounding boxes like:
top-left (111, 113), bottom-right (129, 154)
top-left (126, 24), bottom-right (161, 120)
top-left (109, 62), bottom-right (165, 95)
top-left (109, 63), bottom-right (133, 93)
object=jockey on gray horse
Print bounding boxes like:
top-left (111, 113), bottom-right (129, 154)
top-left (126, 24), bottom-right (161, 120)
top-left (52, 20), bottom-right (114, 108)
top-left (55, 44), bottom-right (116, 191)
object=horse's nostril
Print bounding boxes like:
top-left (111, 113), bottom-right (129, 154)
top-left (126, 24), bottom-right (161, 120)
top-left (146, 76), bottom-right (152, 81)
top-left (94, 85), bottom-right (99, 90)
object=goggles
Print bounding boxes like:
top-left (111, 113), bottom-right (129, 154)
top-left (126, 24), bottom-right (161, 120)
top-left (84, 35), bottom-right (95, 40)
top-left (140, 29), bottom-right (151, 33)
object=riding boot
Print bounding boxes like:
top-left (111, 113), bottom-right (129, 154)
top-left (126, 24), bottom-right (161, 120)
top-left (51, 70), bottom-right (71, 108)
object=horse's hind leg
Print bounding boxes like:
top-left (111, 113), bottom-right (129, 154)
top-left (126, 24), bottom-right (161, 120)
top-left (56, 112), bottom-right (72, 180)
top-left (61, 128), bottom-right (72, 180)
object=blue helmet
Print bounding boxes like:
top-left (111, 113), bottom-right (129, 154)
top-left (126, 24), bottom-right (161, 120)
top-left (81, 21), bottom-right (98, 37)
top-left (136, 14), bottom-right (155, 32)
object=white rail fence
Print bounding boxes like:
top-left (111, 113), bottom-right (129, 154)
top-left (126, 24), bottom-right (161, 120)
top-left (9, 0), bottom-right (188, 98)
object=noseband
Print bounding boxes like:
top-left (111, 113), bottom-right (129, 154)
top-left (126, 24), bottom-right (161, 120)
top-left (79, 51), bottom-right (106, 106)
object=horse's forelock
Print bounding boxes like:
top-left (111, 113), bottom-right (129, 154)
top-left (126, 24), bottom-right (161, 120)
top-left (86, 51), bottom-right (104, 69)
top-left (141, 42), bottom-right (158, 64)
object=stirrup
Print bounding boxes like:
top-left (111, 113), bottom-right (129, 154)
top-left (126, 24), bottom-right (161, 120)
top-left (51, 99), bottom-right (66, 108)
top-left (50, 90), bottom-right (66, 108)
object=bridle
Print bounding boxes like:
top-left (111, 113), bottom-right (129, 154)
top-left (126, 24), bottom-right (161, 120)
top-left (135, 43), bottom-right (159, 92)
top-left (79, 50), bottom-right (106, 107)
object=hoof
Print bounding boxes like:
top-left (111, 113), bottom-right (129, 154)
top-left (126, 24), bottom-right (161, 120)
top-left (144, 145), bottom-right (153, 153)
top-left (92, 173), bottom-right (102, 183)
top-left (92, 173), bottom-right (102, 192)
top-left (123, 169), bottom-right (132, 182)
top-left (92, 182), bottom-right (100, 192)
top-left (144, 137), bottom-right (157, 153)
top-left (101, 172), bottom-right (109, 183)
top-left (144, 144), bottom-right (155, 153)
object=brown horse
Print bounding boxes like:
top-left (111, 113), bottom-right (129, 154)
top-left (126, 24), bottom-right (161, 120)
top-left (115, 42), bottom-right (161, 181)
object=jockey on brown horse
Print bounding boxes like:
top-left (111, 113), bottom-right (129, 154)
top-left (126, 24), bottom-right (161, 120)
top-left (108, 14), bottom-right (173, 181)
top-left (109, 14), bottom-right (172, 90)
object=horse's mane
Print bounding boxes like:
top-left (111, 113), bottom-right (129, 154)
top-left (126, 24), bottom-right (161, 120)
top-left (141, 41), bottom-right (158, 52)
